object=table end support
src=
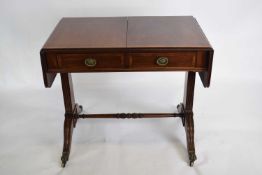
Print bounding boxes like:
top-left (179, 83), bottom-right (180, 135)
top-left (182, 72), bottom-right (197, 166)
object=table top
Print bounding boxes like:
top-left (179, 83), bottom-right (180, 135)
top-left (43, 16), bottom-right (212, 50)
top-left (41, 16), bottom-right (213, 89)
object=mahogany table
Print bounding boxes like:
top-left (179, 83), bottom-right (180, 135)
top-left (40, 16), bottom-right (214, 167)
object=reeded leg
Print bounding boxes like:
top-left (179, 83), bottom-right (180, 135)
top-left (61, 117), bottom-right (74, 167)
top-left (183, 72), bottom-right (197, 166)
top-left (60, 73), bottom-right (82, 167)
top-left (185, 112), bottom-right (197, 166)
top-left (61, 103), bottom-right (83, 167)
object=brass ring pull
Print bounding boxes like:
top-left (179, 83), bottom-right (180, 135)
top-left (156, 57), bottom-right (169, 66)
top-left (85, 58), bottom-right (96, 67)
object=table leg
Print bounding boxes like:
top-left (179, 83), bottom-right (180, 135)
top-left (183, 72), bottom-right (197, 166)
top-left (60, 73), bottom-right (80, 167)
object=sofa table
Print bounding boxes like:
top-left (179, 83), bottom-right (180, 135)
top-left (40, 16), bottom-right (214, 167)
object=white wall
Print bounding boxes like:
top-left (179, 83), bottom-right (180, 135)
top-left (1, 0), bottom-right (262, 88)
top-left (1, 1), bottom-right (262, 174)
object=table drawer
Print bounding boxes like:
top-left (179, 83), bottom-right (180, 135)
top-left (128, 52), bottom-right (198, 69)
top-left (52, 53), bottom-right (125, 71)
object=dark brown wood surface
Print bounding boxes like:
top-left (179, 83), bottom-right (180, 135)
top-left (41, 16), bottom-right (213, 87)
top-left (127, 16), bottom-right (212, 49)
top-left (43, 17), bottom-right (127, 49)
top-left (42, 16), bottom-right (212, 49)
top-left (183, 72), bottom-right (197, 166)
top-left (41, 16), bottom-right (213, 88)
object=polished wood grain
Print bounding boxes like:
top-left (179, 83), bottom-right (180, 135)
top-left (43, 17), bottom-right (127, 49)
top-left (40, 16), bottom-right (214, 167)
top-left (127, 16), bottom-right (212, 48)
top-left (45, 51), bottom-right (209, 72)
top-left (128, 52), bottom-right (197, 69)
top-left (41, 17), bottom-right (213, 88)
top-left (55, 53), bottom-right (125, 71)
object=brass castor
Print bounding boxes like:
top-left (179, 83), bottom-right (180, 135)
top-left (61, 161), bottom-right (66, 168)
top-left (61, 152), bottom-right (69, 168)
top-left (188, 151), bottom-right (197, 167)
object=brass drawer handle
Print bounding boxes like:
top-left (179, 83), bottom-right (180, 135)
top-left (85, 58), bottom-right (96, 67)
top-left (156, 57), bottom-right (169, 66)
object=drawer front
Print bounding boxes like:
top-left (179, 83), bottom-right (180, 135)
top-left (53, 53), bottom-right (124, 71)
top-left (45, 51), bottom-right (208, 72)
top-left (128, 52), bottom-right (197, 69)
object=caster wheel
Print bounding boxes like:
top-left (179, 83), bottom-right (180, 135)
top-left (61, 161), bottom-right (66, 168)
top-left (61, 152), bottom-right (69, 168)
top-left (188, 152), bottom-right (196, 167)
